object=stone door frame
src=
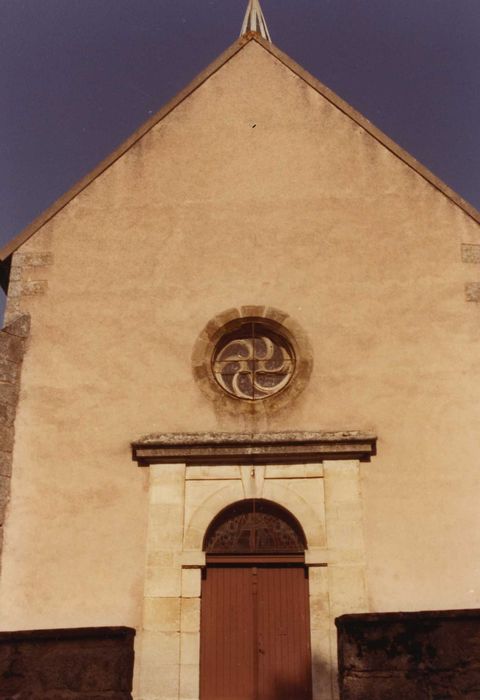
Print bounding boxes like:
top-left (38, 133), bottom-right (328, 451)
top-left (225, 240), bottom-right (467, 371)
top-left (131, 431), bottom-right (376, 700)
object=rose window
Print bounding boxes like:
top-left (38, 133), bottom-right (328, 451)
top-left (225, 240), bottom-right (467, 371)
top-left (212, 320), bottom-right (295, 400)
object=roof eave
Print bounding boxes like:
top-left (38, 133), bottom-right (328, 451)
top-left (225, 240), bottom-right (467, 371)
top-left (0, 34), bottom-right (252, 262)
top-left (1, 33), bottom-right (479, 262)
top-left (258, 36), bottom-right (480, 227)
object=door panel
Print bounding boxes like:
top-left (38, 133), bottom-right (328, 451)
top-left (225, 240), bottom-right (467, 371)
top-left (200, 565), bottom-right (312, 700)
top-left (200, 567), bottom-right (255, 700)
top-left (257, 567), bottom-right (312, 700)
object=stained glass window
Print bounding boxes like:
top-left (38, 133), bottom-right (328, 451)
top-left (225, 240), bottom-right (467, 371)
top-left (204, 499), bottom-right (306, 554)
top-left (212, 321), bottom-right (295, 400)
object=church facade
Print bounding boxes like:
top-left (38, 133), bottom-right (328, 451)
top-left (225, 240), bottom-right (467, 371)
top-left (0, 24), bottom-right (480, 700)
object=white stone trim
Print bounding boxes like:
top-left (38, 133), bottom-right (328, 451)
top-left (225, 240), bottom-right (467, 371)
top-left (134, 458), bottom-right (369, 700)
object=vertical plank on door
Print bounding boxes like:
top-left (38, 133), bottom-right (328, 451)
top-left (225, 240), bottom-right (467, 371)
top-left (257, 566), bottom-right (312, 700)
top-left (200, 567), bottom-right (255, 699)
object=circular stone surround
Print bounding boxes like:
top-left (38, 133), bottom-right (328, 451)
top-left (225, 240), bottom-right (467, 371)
top-left (192, 306), bottom-right (313, 412)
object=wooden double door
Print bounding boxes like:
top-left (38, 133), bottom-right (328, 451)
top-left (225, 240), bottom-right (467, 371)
top-left (200, 563), bottom-right (312, 700)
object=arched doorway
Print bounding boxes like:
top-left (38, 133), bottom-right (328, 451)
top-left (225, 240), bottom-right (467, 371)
top-left (200, 499), bottom-right (312, 700)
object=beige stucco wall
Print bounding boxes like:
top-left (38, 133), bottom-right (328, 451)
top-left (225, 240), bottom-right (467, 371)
top-left (1, 39), bottom-right (480, 633)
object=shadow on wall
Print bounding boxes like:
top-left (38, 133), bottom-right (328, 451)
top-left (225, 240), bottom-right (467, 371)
top-left (0, 292), bottom-right (5, 327)
top-left (274, 654), bottom-right (333, 700)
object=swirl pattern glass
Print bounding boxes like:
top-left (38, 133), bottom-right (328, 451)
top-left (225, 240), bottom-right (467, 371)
top-left (212, 323), bottom-right (295, 400)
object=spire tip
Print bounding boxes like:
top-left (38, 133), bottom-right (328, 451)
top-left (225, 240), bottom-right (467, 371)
top-left (240, 0), bottom-right (272, 42)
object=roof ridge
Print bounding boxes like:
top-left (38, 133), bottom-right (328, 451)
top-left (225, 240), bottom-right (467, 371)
top-left (1, 34), bottom-right (478, 262)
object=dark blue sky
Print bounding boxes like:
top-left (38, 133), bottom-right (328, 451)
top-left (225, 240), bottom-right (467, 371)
top-left (2, 0), bottom-right (480, 250)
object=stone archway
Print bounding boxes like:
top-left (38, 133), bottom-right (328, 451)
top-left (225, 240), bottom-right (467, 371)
top-left (133, 432), bottom-right (376, 700)
top-left (200, 499), bottom-right (312, 700)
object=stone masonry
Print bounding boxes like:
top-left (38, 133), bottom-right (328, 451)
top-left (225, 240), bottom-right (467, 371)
top-left (336, 609), bottom-right (480, 700)
top-left (0, 314), bottom-right (30, 570)
top-left (4, 251), bottom-right (51, 325)
top-left (0, 627), bottom-right (135, 699)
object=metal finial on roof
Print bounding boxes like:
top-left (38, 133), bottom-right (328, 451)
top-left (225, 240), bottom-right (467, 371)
top-left (240, 0), bottom-right (272, 42)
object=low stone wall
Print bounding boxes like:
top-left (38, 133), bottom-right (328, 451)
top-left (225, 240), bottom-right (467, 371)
top-left (336, 609), bottom-right (480, 699)
top-left (0, 626), bottom-right (135, 699)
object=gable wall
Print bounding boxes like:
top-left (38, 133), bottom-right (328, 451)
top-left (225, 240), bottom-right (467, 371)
top-left (1, 41), bottom-right (480, 631)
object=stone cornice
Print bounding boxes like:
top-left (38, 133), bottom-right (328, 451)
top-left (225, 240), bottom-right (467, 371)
top-left (131, 431), bottom-right (377, 466)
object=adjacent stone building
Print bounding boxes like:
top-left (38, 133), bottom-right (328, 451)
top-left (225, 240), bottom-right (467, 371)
top-left (0, 19), bottom-right (479, 700)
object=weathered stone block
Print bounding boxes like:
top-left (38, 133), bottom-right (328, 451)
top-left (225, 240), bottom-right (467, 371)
top-left (179, 663), bottom-right (200, 699)
top-left (0, 480), bottom-right (10, 524)
top-left (340, 673), bottom-right (427, 700)
top-left (0, 475), bottom-right (10, 501)
top-left (143, 597), bottom-right (181, 632)
top-left (140, 663), bottom-right (180, 700)
top-left (465, 282), bottom-right (480, 302)
top-left (37, 647), bottom-right (132, 692)
top-left (328, 566), bottom-right (368, 619)
top-left (0, 402), bottom-right (16, 426)
top-left (146, 551), bottom-right (178, 568)
top-left (140, 630), bottom-right (180, 668)
top-left (150, 463), bottom-right (185, 487)
top-left (462, 243), bottom-right (480, 263)
top-left (3, 313), bottom-right (30, 338)
top-left (0, 627), bottom-right (134, 699)
top-left (310, 594), bottom-right (331, 630)
top-left (311, 628), bottom-right (335, 700)
top-left (180, 598), bottom-right (200, 633)
top-left (0, 383), bottom-right (19, 406)
top-left (0, 333), bottom-right (24, 364)
top-left (144, 566), bottom-right (182, 597)
top-left (22, 251), bottom-right (54, 267)
top-left (150, 480), bottom-right (185, 505)
top-left (186, 464), bottom-right (240, 480)
top-left (21, 280), bottom-right (48, 296)
top-left (6, 280), bottom-right (21, 299)
top-left (309, 566), bottom-right (329, 597)
top-left (147, 503), bottom-right (184, 550)
top-left (181, 568), bottom-right (201, 598)
top-left (0, 426), bottom-right (14, 452)
top-left (180, 632), bottom-right (200, 666)
top-left (0, 359), bottom-right (18, 384)
top-left (336, 609), bottom-right (480, 700)
top-left (0, 453), bottom-right (10, 479)
top-left (8, 266), bottom-right (21, 282)
top-left (180, 551), bottom-right (206, 567)
top-left (266, 462), bottom-right (324, 478)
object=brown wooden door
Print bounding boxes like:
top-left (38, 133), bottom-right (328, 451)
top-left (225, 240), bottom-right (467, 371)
top-left (257, 566), bottom-right (312, 700)
top-left (200, 565), bottom-right (312, 700)
top-left (200, 566), bottom-right (256, 700)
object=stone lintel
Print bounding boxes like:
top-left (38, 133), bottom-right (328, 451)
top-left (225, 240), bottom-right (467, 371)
top-left (132, 431), bottom-right (377, 466)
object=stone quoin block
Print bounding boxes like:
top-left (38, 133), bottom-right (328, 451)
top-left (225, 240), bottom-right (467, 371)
top-left (462, 243), bottom-right (480, 263)
top-left (21, 280), bottom-right (48, 296)
top-left (465, 282), bottom-right (480, 302)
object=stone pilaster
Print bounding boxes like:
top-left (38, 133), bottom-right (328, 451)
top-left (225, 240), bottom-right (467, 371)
top-left (138, 464), bottom-right (186, 700)
top-left (323, 459), bottom-right (368, 699)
